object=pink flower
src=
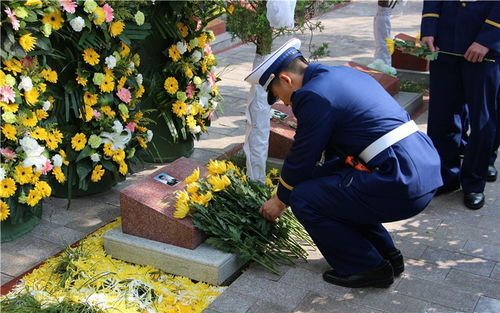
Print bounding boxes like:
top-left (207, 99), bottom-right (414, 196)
top-left (0, 148), bottom-right (17, 161)
top-left (186, 84), bottom-right (195, 99)
top-left (204, 44), bottom-right (212, 56)
top-left (0, 86), bottom-right (15, 104)
top-left (58, 0), bottom-right (76, 13)
top-left (126, 122), bottom-right (136, 132)
top-left (207, 71), bottom-right (216, 87)
top-left (102, 4), bottom-right (114, 22)
top-left (4, 7), bottom-right (20, 31)
top-left (41, 159), bottom-right (53, 175)
top-left (208, 111), bottom-right (215, 121)
top-left (116, 88), bottom-right (132, 103)
top-left (92, 110), bottom-right (101, 119)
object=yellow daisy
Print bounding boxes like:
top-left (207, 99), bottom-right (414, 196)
top-left (31, 127), bottom-right (48, 141)
top-left (21, 113), bottom-right (38, 127)
top-left (120, 42), bottom-right (130, 57)
top-left (71, 133), bottom-right (87, 151)
top-left (227, 4), bottom-right (235, 14)
top-left (83, 105), bottom-right (93, 122)
top-left (118, 161), bottom-right (128, 175)
top-left (38, 82), bottom-right (46, 93)
top-left (103, 143), bottom-right (114, 157)
top-left (42, 10), bottom-right (64, 30)
top-left (82, 48), bottom-right (100, 66)
top-left (45, 135), bottom-right (59, 150)
top-left (112, 149), bottom-right (125, 163)
top-left (52, 129), bottom-right (63, 143)
top-left (24, 88), bottom-right (39, 105)
top-left (83, 92), bottom-right (98, 106)
top-left (136, 85), bottom-right (145, 98)
top-left (0, 200), bottom-right (10, 221)
top-left (1, 102), bottom-right (19, 113)
top-left (92, 7), bottom-right (106, 25)
top-left (186, 115), bottom-right (196, 129)
top-left (14, 166), bottom-right (33, 185)
top-left (25, 0), bottom-right (42, 5)
top-left (99, 75), bottom-right (115, 93)
top-left (34, 181), bottom-right (51, 198)
top-left (137, 136), bottom-right (147, 149)
top-left (36, 109), bottom-right (49, 120)
top-left (100, 105), bottom-right (115, 118)
top-left (1, 124), bottom-right (17, 141)
top-left (184, 65), bottom-right (193, 79)
top-left (52, 167), bottom-right (66, 183)
top-left (76, 75), bottom-right (87, 86)
top-left (0, 178), bottom-right (17, 198)
top-left (19, 33), bottom-right (37, 52)
top-left (109, 21), bottom-right (125, 37)
top-left (30, 171), bottom-right (41, 184)
top-left (0, 70), bottom-right (6, 86)
top-left (40, 69), bottom-right (58, 83)
top-left (168, 45), bottom-right (181, 62)
top-left (91, 165), bottom-right (105, 182)
top-left (198, 33), bottom-right (207, 49)
top-left (177, 22), bottom-right (188, 38)
top-left (26, 189), bottom-right (42, 207)
top-left (117, 76), bottom-right (127, 90)
top-left (60, 149), bottom-right (69, 165)
top-left (3, 59), bottom-right (22, 75)
top-left (164, 77), bottom-right (179, 94)
top-left (172, 100), bottom-right (187, 117)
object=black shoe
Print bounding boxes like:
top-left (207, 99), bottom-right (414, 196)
top-left (464, 192), bottom-right (485, 210)
top-left (383, 248), bottom-right (404, 277)
top-left (322, 260), bottom-right (394, 288)
top-left (435, 183), bottom-right (460, 196)
top-left (487, 165), bottom-right (497, 182)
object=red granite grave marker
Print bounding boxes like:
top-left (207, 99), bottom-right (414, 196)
top-left (120, 157), bottom-right (206, 249)
top-left (344, 61), bottom-right (400, 96)
top-left (268, 102), bottom-right (296, 159)
top-left (391, 33), bottom-right (429, 72)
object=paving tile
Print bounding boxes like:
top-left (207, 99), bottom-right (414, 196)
top-left (474, 296), bottom-right (500, 313)
top-left (421, 246), bottom-right (495, 277)
top-left (444, 269), bottom-right (500, 300)
top-left (27, 219), bottom-right (85, 247)
top-left (392, 238), bottom-right (428, 260)
top-left (246, 262), bottom-right (291, 282)
top-left (0, 250), bottom-right (40, 277)
top-left (490, 263), bottom-right (500, 280)
top-left (229, 272), bottom-right (309, 310)
top-left (434, 222), bottom-right (500, 246)
top-left (246, 300), bottom-right (293, 313)
top-left (293, 292), bottom-right (384, 313)
top-left (1, 273), bottom-right (14, 286)
top-left (423, 303), bottom-right (467, 313)
top-left (384, 215), bottom-right (443, 233)
top-left (279, 267), bottom-right (351, 298)
top-left (295, 248), bottom-right (332, 274)
top-left (396, 277), bottom-right (478, 312)
top-left (204, 290), bottom-right (257, 313)
top-left (403, 258), bottom-right (450, 282)
top-left (477, 215), bottom-right (500, 232)
top-left (355, 289), bottom-right (433, 313)
top-left (392, 230), bottom-right (467, 253)
top-left (462, 240), bottom-right (500, 262)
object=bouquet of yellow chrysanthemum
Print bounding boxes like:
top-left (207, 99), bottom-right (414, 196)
top-left (0, 57), bottom-right (63, 239)
top-left (174, 159), bottom-right (314, 274)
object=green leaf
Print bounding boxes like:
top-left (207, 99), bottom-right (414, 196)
top-left (76, 161), bottom-right (93, 184)
top-left (36, 37), bottom-right (51, 51)
top-left (76, 146), bottom-right (94, 162)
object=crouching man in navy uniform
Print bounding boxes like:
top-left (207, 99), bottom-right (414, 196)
top-left (245, 38), bottom-right (443, 288)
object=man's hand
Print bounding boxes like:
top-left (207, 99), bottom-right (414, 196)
top-left (421, 36), bottom-right (438, 52)
top-left (464, 42), bottom-right (490, 63)
top-left (259, 194), bottom-right (287, 222)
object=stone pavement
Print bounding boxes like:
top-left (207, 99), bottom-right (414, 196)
top-left (2, 2), bottom-right (500, 313)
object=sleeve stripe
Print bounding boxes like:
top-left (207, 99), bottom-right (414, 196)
top-left (485, 19), bottom-right (500, 28)
top-left (279, 177), bottom-right (294, 191)
top-left (422, 13), bottom-right (440, 18)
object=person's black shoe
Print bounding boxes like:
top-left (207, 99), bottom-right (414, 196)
top-left (383, 248), bottom-right (404, 277)
top-left (435, 183), bottom-right (460, 196)
top-left (487, 165), bottom-right (497, 182)
top-left (464, 192), bottom-right (485, 210)
top-left (322, 260), bottom-right (394, 288)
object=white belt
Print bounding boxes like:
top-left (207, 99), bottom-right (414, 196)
top-left (359, 120), bottom-right (419, 163)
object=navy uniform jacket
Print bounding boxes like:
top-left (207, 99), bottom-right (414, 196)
top-left (421, 0), bottom-right (500, 56)
top-left (276, 64), bottom-right (443, 206)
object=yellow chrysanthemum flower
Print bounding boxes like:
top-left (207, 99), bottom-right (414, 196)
top-left (52, 129), bottom-right (63, 142)
top-left (40, 69), bottom-right (58, 83)
top-left (99, 75), bottom-right (115, 93)
top-left (31, 127), bottom-right (48, 141)
top-left (164, 77), bottom-right (178, 94)
top-left (91, 165), bottom-right (105, 182)
top-left (0, 200), bottom-right (10, 221)
top-left (100, 105), bottom-right (115, 118)
top-left (184, 168), bottom-right (200, 184)
top-left (30, 171), bottom-right (41, 184)
top-left (21, 113), bottom-right (38, 127)
top-left (38, 82), bottom-right (46, 93)
top-left (186, 115), bottom-right (196, 129)
top-left (186, 183), bottom-right (199, 195)
top-left (60, 149), bottom-right (69, 165)
top-left (197, 191), bottom-right (213, 206)
top-left (207, 174), bottom-right (231, 192)
top-left (136, 84), bottom-right (145, 98)
top-left (83, 92), bottom-right (98, 106)
top-left (0, 70), bottom-right (6, 86)
top-left (1, 124), bottom-right (17, 141)
top-left (0, 178), bottom-right (17, 198)
top-left (172, 100), bottom-right (187, 117)
top-left (112, 149), bottom-right (125, 163)
top-left (198, 33), bottom-right (207, 49)
top-left (14, 166), bottom-right (33, 185)
top-left (1, 102), bottom-right (19, 113)
top-left (45, 136), bottom-right (59, 150)
top-left (42, 10), bottom-right (64, 30)
top-left (136, 136), bottom-right (147, 149)
top-left (227, 4), bottom-right (235, 14)
top-left (118, 161), bottom-right (128, 175)
top-left (71, 133), bottom-right (87, 151)
top-left (177, 22), bottom-right (188, 38)
top-left (24, 88), bottom-right (39, 105)
top-left (52, 167), bottom-right (66, 183)
top-left (207, 159), bottom-right (227, 175)
top-left (76, 75), bottom-right (87, 86)
top-left (83, 105), bottom-right (93, 122)
top-left (168, 45), bottom-right (181, 62)
top-left (83, 48), bottom-right (100, 66)
top-left (103, 142), bottom-right (114, 157)
top-left (109, 21), bottom-right (125, 37)
top-left (174, 190), bottom-right (190, 219)
top-left (19, 33), bottom-right (37, 52)
top-left (120, 42), bottom-right (130, 57)
top-left (92, 7), bottom-right (106, 25)
top-left (385, 37), bottom-right (395, 55)
top-left (27, 189), bottom-right (42, 207)
top-left (3, 59), bottom-right (22, 75)
top-left (25, 0), bottom-right (42, 5)
top-left (184, 65), bottom-right (193, 79)
top-left (34, 181), bottom-right (51, 198)
top-left (36, 109), bottom-right (49, 120)
top-left (116, 76), bottom-right (127, 90)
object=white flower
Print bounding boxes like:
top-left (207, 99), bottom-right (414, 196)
top-left (52, 154), bottom-right (63, 167)
top-left (42, 100), bottom-right (51, 111)
top-left (190, 126), bottom-right (201, 134)
top-left (136, 74), bottom-right (143, 85)
top-left (199, 96), bottom-right (209, 108)
top-left (20, 136), bottom-right (47, 171)
top-left (100, 122), bottom-right (131, 150)
top-left (18, 76), bottom-right (33, 91)
top-left (146, 129), bottom-right (153, 142)
top-left (199, 82), bottom-right (212, 95)
top-left (0, 167), bottom-right (5, 181)
top-left (176, 41), bottom-right (187, 55)
top-left (90, 153), bottom-right (101, 162)
top-left (105, 55), bottom-right (117, 69)
top-left (129, 62), bottom-right (135, 70)
top-left (191, 50), bottom-right (202, 63)
top-left (112, 120), bottom-right (123, 133)
top-left (70, 16), bottom-right (85, 32)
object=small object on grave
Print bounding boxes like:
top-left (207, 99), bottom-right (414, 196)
top-left (120, 157), bottom-right (206, 249)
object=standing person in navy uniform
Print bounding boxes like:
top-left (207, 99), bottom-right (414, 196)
top-left (421, 0), bottom-right (500, 209)
top-left (245, 39), bottom-right (442, 288)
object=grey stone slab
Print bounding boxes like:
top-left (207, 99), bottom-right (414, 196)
top-left (423, 303), bottom-right (467, 313)
top-left (229, 273), bottom-right (309, 310)
top-left (444, 269), bottom-right (500, 300)
top-left (392, 230), bottom-right (467, 253)
top-left (204, 290), bottom-right (257, 313)
top-left (27, 219), bottom-right (85, 247)
top-left (403, 258), bottom-right (450, 282)
top-left (421, 246), bottom-right (495, 277)
top-left (396, 277), bottom-right (478, 312)
top-left (295, 248), bottom-right (332, 274)
top-left (64, 207), bottom-right (119, 234)
top-left (355, 289), bottom-right (433, 313)
top-left (477, 215), bottom-right (500, 233)
top-left (189, 148), bottom-right (226, 164)
top-left (293, 292), bottom-right (383, 313)
top-left (104, 227), bottom-right (246, 285)
top-left (246, 300), bottom-right (293, 313)
top-left (474, 296), bottom-right (500, 313)
top-left (246, 262), bottom-right (291, 282)
top-left (490, 263), bottom-right (500, 280)
top-left (462, 240), bottom-right (500, 262)
top-left (0, 250), bottom-right (40, 277)
top-left (392, 238), bottom-right (428, 260)
top-left (279, 267), bottom-right (351, 298)
top-left (393, 91), bottom-right (423, 115)
top-left (384, 215), bottom-right (443, 233)
top-left (1, 273), bottom-right (14, 286)
top-left (2, 234), bottom-right (63, 263)
top-left (434, 221), bottom-right (500, 246)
